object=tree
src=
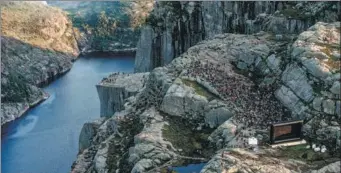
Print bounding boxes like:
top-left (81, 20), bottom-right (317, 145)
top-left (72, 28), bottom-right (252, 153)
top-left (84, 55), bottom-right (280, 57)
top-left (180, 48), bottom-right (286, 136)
top-left (126, 0), bottom-right (155, 28)
top-left (94, 11), bottom-right (117, 38)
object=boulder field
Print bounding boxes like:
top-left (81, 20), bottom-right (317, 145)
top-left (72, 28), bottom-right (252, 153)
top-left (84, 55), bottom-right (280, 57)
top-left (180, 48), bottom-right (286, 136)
top-left (72, 22), bottom-right (340, 173)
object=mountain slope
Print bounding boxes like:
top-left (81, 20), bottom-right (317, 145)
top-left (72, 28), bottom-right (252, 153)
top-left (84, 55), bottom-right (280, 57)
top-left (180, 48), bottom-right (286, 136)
top-left (1, 1), bottom-right (79, 125)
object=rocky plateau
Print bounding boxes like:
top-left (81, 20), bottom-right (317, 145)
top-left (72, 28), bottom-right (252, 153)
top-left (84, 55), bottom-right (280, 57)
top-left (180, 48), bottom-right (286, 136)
top-left (72, 20), bottom-right (341, 173)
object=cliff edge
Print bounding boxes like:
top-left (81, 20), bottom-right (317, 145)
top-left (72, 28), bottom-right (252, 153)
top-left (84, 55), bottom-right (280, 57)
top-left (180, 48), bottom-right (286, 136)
top-left (1, 1), bottom-right (80, 125)
top-left (72, 22), bottom-right (340, 173)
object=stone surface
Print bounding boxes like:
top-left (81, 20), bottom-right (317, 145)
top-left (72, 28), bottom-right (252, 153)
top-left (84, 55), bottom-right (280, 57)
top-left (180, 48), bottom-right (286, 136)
top-left (281, 63), bottom-right (314, 102)
top-left (208, 119), bottom-right (238, 149)
top-left (301, 58), bottom-right (332, 80)
top-left (275, 85), bottom-right (307, 116)
top-left (129, 107), bottom-right (176, 173)
top-left (311, 161), bottom-right (341, 173)
top-left (312, 97), bottom-right (323, 111)
top-left (204, 103), bottom-right (233, 128)
top-left (200, 148), bottom-right (306, 173)
top-left (160, 79), bottom-right (208, 119)
top-left (266, 54), bottom-right (281, 73)
top-left (134, 2), bottom-right (339, 72)
top-left (330, 81), bottom-right (340, 94)
top-left (96, 72), bottom-right (149, 117)
top-left (72, 21), bottom-right (341, 173)
top-left (322, 99), bottom-right (335, 115)
top-left (79, 118), bottom-right (106, 152)
top-left (134, 25), bottom-right (154, 72)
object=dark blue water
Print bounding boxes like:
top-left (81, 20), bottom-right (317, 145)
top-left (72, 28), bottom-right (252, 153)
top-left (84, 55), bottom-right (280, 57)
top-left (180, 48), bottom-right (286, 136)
top-left (172, 163), bottom-right (206, 173)
top-left (1, 55), bottom-right (135, 173)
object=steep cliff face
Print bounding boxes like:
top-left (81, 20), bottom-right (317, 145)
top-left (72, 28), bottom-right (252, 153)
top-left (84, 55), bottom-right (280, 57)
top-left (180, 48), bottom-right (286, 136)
top-left (1, 1), bottom-right (79, 125)
top-left (73, 22), bottom-right (340, 173)
top-left (134, 1), bottom-right (340, 72)
top-left (96, 72), bottom-right (148, 117)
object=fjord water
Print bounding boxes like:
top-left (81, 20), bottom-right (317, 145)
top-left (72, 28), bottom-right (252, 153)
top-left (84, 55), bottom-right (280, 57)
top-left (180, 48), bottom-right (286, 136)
top-left (1, 55), bottom-right (134, 173)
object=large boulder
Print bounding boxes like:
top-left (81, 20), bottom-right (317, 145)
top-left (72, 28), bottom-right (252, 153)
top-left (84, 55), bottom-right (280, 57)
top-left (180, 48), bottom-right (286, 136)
top-left (281, 63), bottom-right (314, 103)
top-left (160, 79), bottom-right (208, 119)
top-left (79, 118), bottom-right (106, 152)
top-left (208, 119), bottom-right (238, 149)
top-left (129, 107), bottom-right (176, 173)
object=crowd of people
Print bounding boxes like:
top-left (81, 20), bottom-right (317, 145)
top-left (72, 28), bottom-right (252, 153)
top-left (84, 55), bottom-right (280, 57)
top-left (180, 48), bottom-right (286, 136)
top-left (100, 72), bottom-right (128, 84)
top-left (184, 60), bottom-right (290, 130)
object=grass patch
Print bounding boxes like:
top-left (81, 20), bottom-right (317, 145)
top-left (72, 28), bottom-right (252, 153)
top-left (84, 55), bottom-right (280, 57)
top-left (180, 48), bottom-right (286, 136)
top-left (1, 1), bottom-right (77, 55)
top-left (181, 79), bottom-right (216, 101)
top-left (313, 42), bottom-right (341, 71)
top-left (277, 144), bottom-right (333, 163)
top-left (161, 114), bottom-right (214, 166)
top-left (312, 83), bottom-right (325, 95)
top-left (106, 114), bottom-right (144, 173)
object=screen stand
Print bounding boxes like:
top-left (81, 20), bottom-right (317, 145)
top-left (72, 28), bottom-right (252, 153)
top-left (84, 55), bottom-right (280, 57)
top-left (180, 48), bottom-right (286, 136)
top-left (270, 139), bottom-right (307, 148)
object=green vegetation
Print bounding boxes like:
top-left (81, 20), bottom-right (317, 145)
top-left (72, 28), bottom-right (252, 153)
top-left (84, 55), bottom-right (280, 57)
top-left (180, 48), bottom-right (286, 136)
top-left (49, 1), bottom-right (141, 51)
top-left (1, 72), bottom-right (31, 102)
top-left (313, 42), bottom-right (341, 71)
top-left (125, 0), bottom-right (155, 28)
top-left (277, 144), bottom-right (333, 163)
top-left (1, 1), bottom-right (78, 55)
top-left (312, 83), bottom-right (325, 95)
top-left (59, 1), bottom-right (131, 29)
top-left (161, 114), bottom-right (214, 166)
top-left (106, 114), bottom-right (144, 173)
top-left (181, 79), bottom-right (216, 101)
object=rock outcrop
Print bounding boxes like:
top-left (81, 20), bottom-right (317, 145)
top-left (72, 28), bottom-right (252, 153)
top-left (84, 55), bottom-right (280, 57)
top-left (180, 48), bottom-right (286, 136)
top-left (201, 148), bottom-right (341, 173)
top-left (72, 21), bottom-right (340, 173)
top-left (134, 1), bottom-right (340, 72)
top-left (1, 1), bottom-right (79, 125)
top-left (311, 161), bottom-right (341, 173)
top-left (96, 72), bottom-right (149, 117)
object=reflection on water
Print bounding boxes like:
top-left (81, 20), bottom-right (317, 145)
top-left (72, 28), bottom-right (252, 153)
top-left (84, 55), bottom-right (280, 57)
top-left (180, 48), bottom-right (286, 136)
top-left (40, 93), bottom-right (56, 106)
top-left (172, 163), bottom-right (206, 173)
top-left (9, 116), bottom-right (38, 139)
top-left (1, 56), bottom-right (134, 173)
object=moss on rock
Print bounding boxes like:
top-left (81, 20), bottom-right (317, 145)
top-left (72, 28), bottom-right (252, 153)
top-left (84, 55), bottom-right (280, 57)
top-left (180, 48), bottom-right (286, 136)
top-left (181, 79), bottom-right (216, 101)
top-left (161, 113), bottom-right (214, 166)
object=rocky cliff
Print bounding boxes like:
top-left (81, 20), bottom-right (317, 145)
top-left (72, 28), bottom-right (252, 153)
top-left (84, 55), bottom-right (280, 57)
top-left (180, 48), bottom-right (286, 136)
top-left (72, 22), bottom-right (340, 173)
top-left (96, 72), bottom-right (149, 117)
top-left (134, 1), bottom-right (340, 72)
top-left (1, 1), bottom-right (79, 125)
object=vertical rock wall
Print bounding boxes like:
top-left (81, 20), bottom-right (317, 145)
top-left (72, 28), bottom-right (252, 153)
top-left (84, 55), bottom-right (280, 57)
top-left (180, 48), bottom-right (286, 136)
top-left (96, 73), bottom-right (149, 117)
top-left (134, 1), bottom-right (339, 72)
